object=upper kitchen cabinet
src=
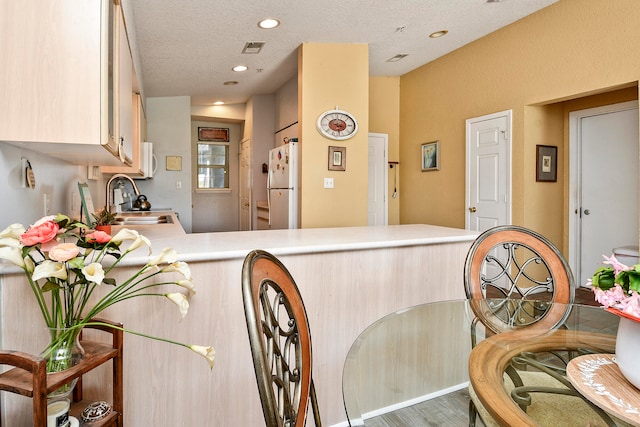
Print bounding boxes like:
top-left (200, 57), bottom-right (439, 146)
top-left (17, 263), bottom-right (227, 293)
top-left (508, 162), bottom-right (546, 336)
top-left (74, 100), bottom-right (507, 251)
top-left (0, 0), bottom-right (134, 167)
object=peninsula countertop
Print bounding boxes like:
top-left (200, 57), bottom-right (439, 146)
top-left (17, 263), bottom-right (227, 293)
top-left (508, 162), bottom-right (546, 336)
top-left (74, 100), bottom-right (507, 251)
top-left (119, 223), bottom-right (479, 264)
top-left (0, 223), bottom-right (479, 272)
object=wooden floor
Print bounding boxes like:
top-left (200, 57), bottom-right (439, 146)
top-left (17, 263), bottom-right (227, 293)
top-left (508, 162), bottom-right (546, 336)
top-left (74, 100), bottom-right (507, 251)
top-left (362, 288), bottom-right (599, 427)
top-left (364, 388), bottom-right (483, 427)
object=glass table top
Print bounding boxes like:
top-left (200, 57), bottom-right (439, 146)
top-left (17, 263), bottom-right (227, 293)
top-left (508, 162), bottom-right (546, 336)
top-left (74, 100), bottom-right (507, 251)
top-left (342, 299), bottom-right (619, 426)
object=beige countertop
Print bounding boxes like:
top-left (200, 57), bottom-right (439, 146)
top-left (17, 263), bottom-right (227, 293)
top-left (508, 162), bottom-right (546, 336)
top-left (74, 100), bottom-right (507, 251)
top-left (117, 223), bottom-right (479, 265)
top-left (0, 220), bottom-right (479, 271)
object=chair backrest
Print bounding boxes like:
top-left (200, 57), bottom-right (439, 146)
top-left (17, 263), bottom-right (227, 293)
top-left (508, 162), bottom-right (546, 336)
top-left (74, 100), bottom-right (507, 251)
top-left (464, 225), bottom-right (575, 334)
top-left (242, 249), bottom-right (321, 427)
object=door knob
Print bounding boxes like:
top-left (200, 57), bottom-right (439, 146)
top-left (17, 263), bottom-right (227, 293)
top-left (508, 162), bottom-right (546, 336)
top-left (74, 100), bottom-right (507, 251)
top-left (583, 209), bottom-right (591, 215)
top-left (469, 207), bottom-right (477, 213)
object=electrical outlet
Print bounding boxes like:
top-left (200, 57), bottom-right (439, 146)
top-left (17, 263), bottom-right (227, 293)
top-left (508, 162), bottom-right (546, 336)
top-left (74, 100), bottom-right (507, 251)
top-left (323, 177), bottom-right (334, 189)
top-left (43, 193), bottom-right (51, 216)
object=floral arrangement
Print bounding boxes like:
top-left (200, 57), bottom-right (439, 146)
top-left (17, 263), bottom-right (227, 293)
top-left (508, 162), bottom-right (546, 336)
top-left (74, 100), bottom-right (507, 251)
top-left (0, 213), bottom-right (215, 376)
top-left (590, 254), bottom-right (640, 319)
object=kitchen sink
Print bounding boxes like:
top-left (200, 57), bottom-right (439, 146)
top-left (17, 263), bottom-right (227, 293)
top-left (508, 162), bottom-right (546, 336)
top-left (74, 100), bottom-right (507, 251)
top-left (113, 212), bottom-right (173, 225)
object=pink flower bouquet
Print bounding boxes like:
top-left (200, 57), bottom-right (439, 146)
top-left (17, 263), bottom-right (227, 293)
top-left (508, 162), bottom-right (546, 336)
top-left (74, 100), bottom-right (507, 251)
top-left (590, 254), bottom-right (640, 320)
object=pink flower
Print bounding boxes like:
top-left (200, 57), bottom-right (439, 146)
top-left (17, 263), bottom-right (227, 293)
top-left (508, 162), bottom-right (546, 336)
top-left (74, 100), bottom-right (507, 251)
top-left (602, 254), bottom-right (630, 276)
top-left (594, 285), bottom-right (627, 307)
top-left (20, 216), bottom-right (59, 246)
top-left (618, 291), bottom-right (640, 319)
top-left (86, 230), bottom-right (111, 243)
top-left (48, 243), bottom-right (81, 262)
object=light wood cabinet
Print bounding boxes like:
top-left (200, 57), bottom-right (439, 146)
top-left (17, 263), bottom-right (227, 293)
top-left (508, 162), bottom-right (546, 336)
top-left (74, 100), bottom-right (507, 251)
top-left (0, 0), bottom-right (134, 167)
top-left (102, 93), bottom-right (146, 176)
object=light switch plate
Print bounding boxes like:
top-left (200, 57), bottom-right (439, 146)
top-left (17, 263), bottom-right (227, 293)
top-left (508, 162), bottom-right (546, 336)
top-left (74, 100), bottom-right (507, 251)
top-left (324, 177), bottom-right (334, 189)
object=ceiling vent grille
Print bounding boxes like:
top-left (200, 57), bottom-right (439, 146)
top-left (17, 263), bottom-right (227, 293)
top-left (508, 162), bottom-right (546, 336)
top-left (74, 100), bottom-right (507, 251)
top-left (242, 42), bottom-right (265, 54)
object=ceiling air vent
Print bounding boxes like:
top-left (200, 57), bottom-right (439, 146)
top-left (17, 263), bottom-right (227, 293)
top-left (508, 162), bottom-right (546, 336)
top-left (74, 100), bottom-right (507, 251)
top-left (242, 42), bottom-right (265, 54)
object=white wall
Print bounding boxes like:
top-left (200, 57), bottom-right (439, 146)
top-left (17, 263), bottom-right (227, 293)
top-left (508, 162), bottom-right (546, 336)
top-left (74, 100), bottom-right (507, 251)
top-left (138, 96), bottom-right (193, 232)
top-left (191, 120), bottom-right (241, 233)
top-left (0, 143), bottom-right (101, 227)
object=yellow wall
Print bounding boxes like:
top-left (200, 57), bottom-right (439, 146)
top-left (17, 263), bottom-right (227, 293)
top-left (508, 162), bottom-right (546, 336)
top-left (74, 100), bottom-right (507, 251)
top-left (370, 76), bottom-right (401, 225)
top-left (399, 0), bottom-right (640, 249)
top-left (298, 43), bottom-right (369, 228)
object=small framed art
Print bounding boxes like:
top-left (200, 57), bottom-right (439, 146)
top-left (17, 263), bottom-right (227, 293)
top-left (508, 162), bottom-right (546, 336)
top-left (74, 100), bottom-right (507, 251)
top-left (328, 146), bottom-right (346, 171)
top-left (421, 140), bottom-right (440, 171)
top-left (536, 145), bottom-right (557, 182)
top-left (166, 156), bottom-right (183, 171)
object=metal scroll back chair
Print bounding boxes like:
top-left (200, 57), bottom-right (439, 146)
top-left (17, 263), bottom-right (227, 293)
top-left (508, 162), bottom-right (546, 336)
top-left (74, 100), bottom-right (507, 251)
top-left (464, 224), bottom-right (575, 345)
top-left (242, 249), bottom-right (322, 427)
top-left (464, 226), bottom-right (617, 427)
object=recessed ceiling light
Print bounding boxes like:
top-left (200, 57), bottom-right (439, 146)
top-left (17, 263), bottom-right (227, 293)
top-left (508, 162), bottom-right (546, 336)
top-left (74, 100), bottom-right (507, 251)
top-left (213, 101), bottom-right (225, 105)
top-left (223, 81), bottom-right (238, 86)
top-left (429, 30), bottom-right (448, 38)
top-left (232, 65), bottom-right (248, 72)
top-left (258, 18), bottom-right (280, 29)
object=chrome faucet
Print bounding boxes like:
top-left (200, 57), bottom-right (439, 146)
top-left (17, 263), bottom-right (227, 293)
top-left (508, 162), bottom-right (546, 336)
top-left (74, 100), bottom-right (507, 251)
top-left (105, 174), bottom-right (141, 211)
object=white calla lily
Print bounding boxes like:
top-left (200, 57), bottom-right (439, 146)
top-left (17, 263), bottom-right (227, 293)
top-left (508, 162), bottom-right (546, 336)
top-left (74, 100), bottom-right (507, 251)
top-left (0, 236), bottom-right (22, 248)
top-left (166, 293), bottom-right (189, 319)
top-left (0, 246), bottom-right (25, 267)
top-left (189, 345), bottom-right (216, 369)
top-left (175, 279), bottom-right (196, 296)
top-left (33, 260), bottom-right (67, 281)
top-left (111, 228), bottom-right (151, 254)
top-left (149, 247), bottom-right (177, 266)
top-left (162, 261), bottom-right (192, 280)
top-left (82, 262), bottom-right (105, 285)
top-left (0, 223), bottom-right (25, 240)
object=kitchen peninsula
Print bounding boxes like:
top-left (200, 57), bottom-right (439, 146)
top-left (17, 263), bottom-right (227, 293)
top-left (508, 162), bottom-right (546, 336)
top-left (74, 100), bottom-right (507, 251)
top-left (0, 224), bottom-right (478, 426)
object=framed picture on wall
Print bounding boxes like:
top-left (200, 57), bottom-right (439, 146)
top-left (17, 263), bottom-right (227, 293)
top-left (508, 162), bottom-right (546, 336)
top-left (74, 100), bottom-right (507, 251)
top-left (536, 145), bottom-right (557, 182)
top-left (421, 140), bottom-right (440, 171)
top-left (328, 146), bottom-right (346, 171)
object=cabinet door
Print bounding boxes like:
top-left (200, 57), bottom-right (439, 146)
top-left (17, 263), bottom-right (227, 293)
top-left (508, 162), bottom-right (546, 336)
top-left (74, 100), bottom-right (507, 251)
top-left (0, 0), bottom-right (101, 144)
top-left (0, 0), bottom-right (124, 166)
top-left (117, 4), bottom-right (134, 164)
top-left (102, 93), bottom-right (144, 175)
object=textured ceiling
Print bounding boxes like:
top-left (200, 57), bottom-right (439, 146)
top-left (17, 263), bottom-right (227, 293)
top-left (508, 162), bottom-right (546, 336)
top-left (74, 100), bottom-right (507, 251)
top-left (123, 0), bottom-right (559, 106)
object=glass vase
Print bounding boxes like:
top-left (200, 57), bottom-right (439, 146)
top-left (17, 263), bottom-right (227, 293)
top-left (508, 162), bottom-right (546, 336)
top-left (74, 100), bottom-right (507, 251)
top-left (42, 327), bottom-right (85, 398)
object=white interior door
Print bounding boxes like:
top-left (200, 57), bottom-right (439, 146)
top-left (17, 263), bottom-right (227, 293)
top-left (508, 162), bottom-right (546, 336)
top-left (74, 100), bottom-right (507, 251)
top-left (239, 138), bottom-right (251, 231)
top-left (368, 133), bottom-right (388, 226)
top-left (569, 101), bottom-right (639, 286)
top-left (466, 111), bottom-right (512, 232)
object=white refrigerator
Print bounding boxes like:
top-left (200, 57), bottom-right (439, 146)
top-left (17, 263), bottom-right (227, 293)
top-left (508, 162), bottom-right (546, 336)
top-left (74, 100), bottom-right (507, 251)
top-left (267, 141), bottom-right (298, 229)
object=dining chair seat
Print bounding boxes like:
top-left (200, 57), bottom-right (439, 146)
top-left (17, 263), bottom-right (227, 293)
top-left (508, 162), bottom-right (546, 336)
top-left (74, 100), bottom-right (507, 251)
top-left (469, 370), bottom-right (622, 427)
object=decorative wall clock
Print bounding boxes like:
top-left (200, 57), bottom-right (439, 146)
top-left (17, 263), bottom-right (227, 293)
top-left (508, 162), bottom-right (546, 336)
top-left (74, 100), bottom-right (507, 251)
top-left (316, 108), bottom-right (358, 140)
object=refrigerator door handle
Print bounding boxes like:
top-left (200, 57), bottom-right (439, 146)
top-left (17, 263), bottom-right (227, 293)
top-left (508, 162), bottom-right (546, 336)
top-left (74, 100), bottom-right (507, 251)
top-left (267, 189), bottom-right (272, 226)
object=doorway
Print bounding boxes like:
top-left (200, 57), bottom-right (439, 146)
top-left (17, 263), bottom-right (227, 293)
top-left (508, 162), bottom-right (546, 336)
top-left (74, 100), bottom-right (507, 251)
top-left (368, 133), bottom-right (388, 226)
top-left (465, 110), bottom-right (512, 232)
top-left (569, 101), bottom-right (639, 287)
